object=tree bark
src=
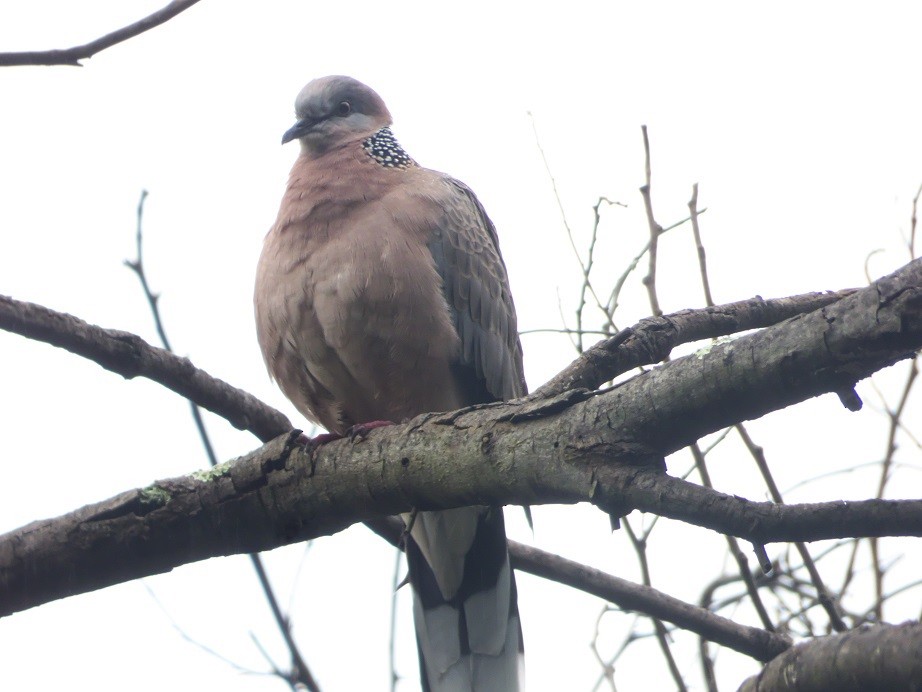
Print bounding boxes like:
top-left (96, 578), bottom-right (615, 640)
top-left (738, 622), bottom-right (922, 691)
top-left (1, 258), bottom-right (920, 620)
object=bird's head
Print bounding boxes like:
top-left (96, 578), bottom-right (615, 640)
top-left (282, 76), bottom-right (393, 156)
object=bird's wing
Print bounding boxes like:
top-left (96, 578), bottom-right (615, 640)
top-left (426, 175), bottom-right (527, 402)
top-left (406, 173), bottom-right (525, 691)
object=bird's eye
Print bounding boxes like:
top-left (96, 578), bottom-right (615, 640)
top-left (337, 101), bottom-right (352, 116)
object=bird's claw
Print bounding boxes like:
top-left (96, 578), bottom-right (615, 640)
top-left (346, 420), bottom-right (394, 442)
top-left (296, 431), bottom-right (344, 456)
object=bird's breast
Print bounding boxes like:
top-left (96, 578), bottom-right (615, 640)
top-left (256, 193), bottom-right (465, 426)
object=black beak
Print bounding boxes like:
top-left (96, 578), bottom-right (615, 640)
top-left (281, 118), bottom-right (315, 145)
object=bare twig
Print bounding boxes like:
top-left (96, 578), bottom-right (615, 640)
top-left (860, 186), bottom-right (922, 619)
top-left (247, 556), bottom-right (318, 691)
top-left (125, 191), bottom-right (219, 466)
top-left (844, 187), bottom-right (922, 608)
top-left (250, 632), bottom-right (289, 683)
top-left (367, 517), bottom-right (792, 663)
top-left (735, 424), bottom-right (847, 633)
top-left (639, 125), bottom-right (663, 317)
top-left (388, 548), bottom-right (403, 692)
top-left (783, 458), bottom-right (921, 495)
top-left (0, 0), bottom-right (202, 67)
top-left (690, 444), bottom-right (775, 633)
top-left (857, 577), bottom-right (922, 625)
top-left (125, 192), bottom-right (320, 692)
top-left (688, 183), bottom-right (715, 307)
top-left (530, 113), bottom-right (616, 346)
top-left (868, 357), bottom-right (919, 621)
top-left (622, 519), bottom-right (688, 690)
top-left (698, 572), bottom-right (753, 692)
top-left (681, 193), bottom-right (844, 682)
top-left (605, 212), bottom-right (703, 318)
top-left (874, 360), bottom-right (919, 502)
top-left (512, 540), bottom-right (791, 662)
top-left (143, 583), bottom-right (269, 677)
top-left (908, 182), bottom-right (922, 260)
top-left (681, 204), bottom-right (775, 636)
top-left (519, 327), bottom-right (612, 337)
top-left (589, 606), bottom-right (621, 692)
top-left (583, 196), bottom-right (619, 339)
top-left (600, 154), bottom-right (686, 684)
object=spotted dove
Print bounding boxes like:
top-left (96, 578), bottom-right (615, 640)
top-left (254, 76), bottom-right (526, 691)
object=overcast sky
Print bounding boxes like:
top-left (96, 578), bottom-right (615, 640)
top-left (1, 2), bottom-right (921, 691)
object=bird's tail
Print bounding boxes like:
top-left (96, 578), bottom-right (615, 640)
top-left (405, 506), bottom-right (524, 691)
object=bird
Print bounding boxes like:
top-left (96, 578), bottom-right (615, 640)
top-left (254, 76), bottom-right (526, 691)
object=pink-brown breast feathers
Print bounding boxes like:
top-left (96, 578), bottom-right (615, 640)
top-left (255, 150), bottom-right (467, 433)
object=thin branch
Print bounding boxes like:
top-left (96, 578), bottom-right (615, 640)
top-left (623, 519), bottom-right (688, 690)
top-left (249, 632), bottom-right (291, 687)
top-left (846, 184), bottom-right (922, 610)
top-left (690, 444), bottom-right (775, 632)
top-left (869, 356), bottom-right (919, 621)
top-left (519, 327), bottom-right (612, 337)
top-left (589, 606), bottom-right (621, 692)
top-left (528, 113), bottom-right (576, 255)
top-left (388, 548), bottom-right (403, 692)
top-left (0, 0), bottom-right (203, 67)
top-left (125, 191), bottom-right (219, 466)
top-left (735, 424), bottom-right (847, 633)
top-left (529, 114), bottom-right (615, 346)
top-left (605, 212), bottom-right (703, 318)
top-left (856, 577), bottom-right (922, 626)
top-left (908, 182), bottom-right (922, 260)
top-left (688, 183), bottom-right (715, 307)
top-left (554, 285), bottom-right (581, 352)
top-left (873, 358), bottom-right (918, 499)
top-left (513, 541), bottom-right (790, 663)
top-left (698, 572), bottom-right (761, 692)
top-left (640, 125), bottom-right (663, 317)
top-left (0, 294), bottom-right (291, 443)
top-left (783, 457), bottom-right (921, 495)
top-left (125, 192), bottom-right (319, 692)
top-left (143, 582), bottom-right (268, 677)
top-left (365, 516), bottom-right (791, 663)
top-left (582, 196), bottom-right (619, 339)
top-left (247, 555), bottom-right (319, 691)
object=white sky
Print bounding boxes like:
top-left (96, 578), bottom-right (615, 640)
top-left (1, 2), bottom-right (921, 690)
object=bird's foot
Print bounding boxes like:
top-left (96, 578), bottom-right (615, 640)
top-left (346, 420), bottom-right (394, 441)
top-left (296, 430), bottom-right (344, 455)
top-left (293, 421), bottom-right (393, 457)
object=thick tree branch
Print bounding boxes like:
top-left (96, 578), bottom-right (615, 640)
top-left (2, 257), bottom-right (922, 618)
top-left (0, 1), bottom-right (202, 67)
top-left (738, 622), bottom-right (922, 691)
top-left (535, 288), bottom-right (856, 397)
top-left (5, 422), bottom-right (922, 621)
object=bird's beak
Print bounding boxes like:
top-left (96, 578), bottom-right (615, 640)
top-left (281, 118), bottom-right (315, 145)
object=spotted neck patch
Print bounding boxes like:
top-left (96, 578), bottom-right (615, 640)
top-left (363, 127), bottom-right (416, 169)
